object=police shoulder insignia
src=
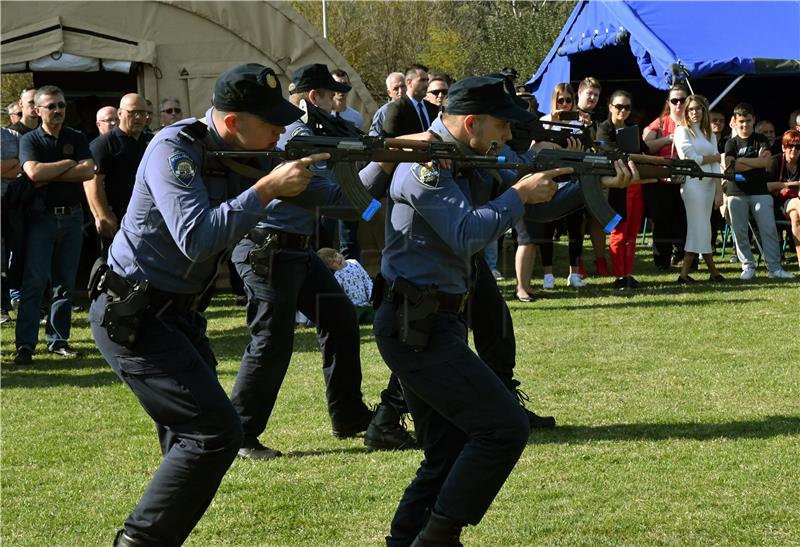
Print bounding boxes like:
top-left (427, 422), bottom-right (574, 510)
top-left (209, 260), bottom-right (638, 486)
top-left (168, 152), bottom-right (196, 186)
top-left (290, 125), bottom-right (313, 139)
top-left (411, 163), bottom-right (440, 188)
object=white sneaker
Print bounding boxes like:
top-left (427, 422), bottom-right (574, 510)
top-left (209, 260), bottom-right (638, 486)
top-left (740, 268), bottom-right (756, 280)
top-left (542, 273), bottom-right (555, 289)
top-left (491, 269), bottom-right (504, 281)
top-left (567, 273), bottom-right (585, 288)
top-left (767, 269), bottom-right (794, 279)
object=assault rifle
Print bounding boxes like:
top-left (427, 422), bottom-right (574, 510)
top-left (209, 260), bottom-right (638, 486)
top-left (208, 136), bottom-right (741, 231)
top-left (509, 117), bottom-right (596, 152)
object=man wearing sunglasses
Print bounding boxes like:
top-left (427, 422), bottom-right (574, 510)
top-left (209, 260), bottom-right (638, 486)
top-left (14, 86), bottom-right (95, 365)
top-left (9, 89), bottom-right (40, 135)
top-left (84, 93), bottom-right (152, 248)
top-left (159, 96), bottom-right (184, 128)
top-left (6, 103), bottom-right (22, 127)
top-left (382, 63), bottom-right (440, 136)
top-left (424, 75), bottom-right (449, 107)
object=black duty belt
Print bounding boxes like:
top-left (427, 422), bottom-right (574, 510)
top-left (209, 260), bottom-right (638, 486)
top-left (383, 286), bottom-right (468, 314)
top-left (147, 287), bottom-right (202, 313)
top-left (247, 227), bottom-right (311, 250)
top-left (50, 205), bottom-right (82, 215)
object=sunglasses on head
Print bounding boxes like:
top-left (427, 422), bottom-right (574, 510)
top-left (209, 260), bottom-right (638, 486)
top-left (786, 143), bottom-right (800, 150)
top-left (162, 108), bottom-right (182, 114)
top-left (669, 97), bottom-right (687, 105)
top-left (612, 103), bottom-right (631, 111)
top-left (557, 97), bottom-right (573, 105)
top-left (9, 111), bottom-right (21, 117)
top-left (429, 89), bottom-right (448, 97)
top-left (41, 102), bottom-right (66, 111)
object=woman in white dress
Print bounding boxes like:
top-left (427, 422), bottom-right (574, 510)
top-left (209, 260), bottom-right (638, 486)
top-left (674, 94), bottom-right (724, 283)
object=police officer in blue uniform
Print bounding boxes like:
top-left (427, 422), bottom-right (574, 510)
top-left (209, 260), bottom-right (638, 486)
top-left (375, 77), bottom-right (636, 546)
top-left (229, 63), bottom-right (414, 460)
top-left (90, 64), bottom-right (329, 547)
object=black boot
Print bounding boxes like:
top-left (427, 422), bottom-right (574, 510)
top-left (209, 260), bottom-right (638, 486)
top-left (114, 529), bottom-right (148, 546)
top-left (514, 384), bottom-right (556, 429)
top-left (364, 403), bottom-right (417, 450)
top-left (410, 512), bottom-right (464, 547)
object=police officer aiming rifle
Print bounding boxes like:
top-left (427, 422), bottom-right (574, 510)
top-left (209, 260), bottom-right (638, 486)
top-left (90, 63), bottom-right (329, 547)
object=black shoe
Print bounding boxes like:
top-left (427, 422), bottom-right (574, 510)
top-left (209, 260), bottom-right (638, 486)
top-left (612, 277), bottom-right (627, 290)
top-left (234, 295), bottom-right (248, 306)
top-left (237, 439), bottom-right (282, 460)
top-left (676, 275), bottom-right (696, 285)
top-left (411, 511), bottom-right (464, 547)
top-left (655, 263), bottom-right (670, 272)
top-left (525, 408), bottom-right (557, 429)
top-left (626, 275), bottom-right (641, 289)
top-left (48, 344), bottom-right (83, 358)
top-left (331, 406), bottom-right (374, 439)
top-left (114, 529), bottom-right (149, 546)
top-left (364, 403), bottom-right (417, 451)
top-left (14, 347), bottom-right (33, 365)
top-left (514, 386), bottom-right (556, 429)
top-left (708, 273), bottom-right (726, 283)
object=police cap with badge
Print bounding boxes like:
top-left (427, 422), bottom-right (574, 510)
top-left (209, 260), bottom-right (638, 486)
top-left (213, 63), bottom-right (304, 125)
top-left (444, 76), bottom-right (534, 123)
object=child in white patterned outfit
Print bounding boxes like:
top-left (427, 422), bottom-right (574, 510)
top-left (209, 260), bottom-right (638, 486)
top-left (317, 247), bottom-right (374, 324)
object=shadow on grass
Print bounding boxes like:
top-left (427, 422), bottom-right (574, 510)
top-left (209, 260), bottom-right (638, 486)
top-left (1, 357), bottom-right (120, 388)
top-left (527, 415), bottom-right (800, 445)
top-left (282, 446), bottom-right (372, 458)
top-left (538, 296), bottom-right (763, 312)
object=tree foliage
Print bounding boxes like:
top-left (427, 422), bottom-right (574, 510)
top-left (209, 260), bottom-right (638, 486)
top-left (290, 0), bottom-right (575, 101)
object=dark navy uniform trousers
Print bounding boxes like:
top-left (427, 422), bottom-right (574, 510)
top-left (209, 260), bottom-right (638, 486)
top-left (90, 294), bottom-right (243, 546)
top-left (374, 302), bottom-right (530, 546)
top-left (379, 254), bottom-right (520, 415)
top-left (230, 239), bottom-right (369, 442)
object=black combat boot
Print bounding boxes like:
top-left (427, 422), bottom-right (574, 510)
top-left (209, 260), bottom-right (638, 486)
top-left (410, 512), bottom-right (464, 546)
top-left (364, 402), bottom-right (417, 450)
top-left (513, 383), bottom-right (556, 429)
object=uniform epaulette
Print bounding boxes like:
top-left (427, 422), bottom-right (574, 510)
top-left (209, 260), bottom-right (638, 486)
top-left (178, 121), bottom-right (209, 143)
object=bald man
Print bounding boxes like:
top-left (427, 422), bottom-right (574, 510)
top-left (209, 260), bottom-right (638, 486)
top-left (95, 106), bottom-right (119, 135)
top-left (84, 93), bottom-right (152, 246)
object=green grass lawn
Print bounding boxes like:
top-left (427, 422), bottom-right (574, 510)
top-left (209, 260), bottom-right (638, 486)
top-left (2, 248), bottom-right (798, 546)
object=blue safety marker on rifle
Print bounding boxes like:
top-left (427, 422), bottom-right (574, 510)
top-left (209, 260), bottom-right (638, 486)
top-left (735, 174), bottom-right (745, 182)
top-left (604, 213), bottom-right (622, 234)
top-left (361, 199), bottom-right (382, 221)
top-left (496, 155), bottom-right (507, 163)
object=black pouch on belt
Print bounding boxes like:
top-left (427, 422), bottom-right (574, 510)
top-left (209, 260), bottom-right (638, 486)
top-left (392, 277), bottom-right (439, 351)
top-left (91, 264), bottom-right (151, 348)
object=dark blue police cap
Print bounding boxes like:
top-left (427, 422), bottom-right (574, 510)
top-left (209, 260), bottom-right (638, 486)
top-left (289, 63), bottom-right (351, 94)
top-left (445, 76), bottom-right (534, 123)
top-left (213, 63), bottom-right (303, 126)
top-left (486, 72), bottom-right (530, 110)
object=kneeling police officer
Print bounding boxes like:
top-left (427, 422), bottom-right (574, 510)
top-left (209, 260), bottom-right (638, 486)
top-left (90, 64), bottom-right (328, 546)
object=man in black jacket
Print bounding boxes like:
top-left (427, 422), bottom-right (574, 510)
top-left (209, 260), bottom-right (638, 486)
top-left (382, 64), bottom-right (439, 136)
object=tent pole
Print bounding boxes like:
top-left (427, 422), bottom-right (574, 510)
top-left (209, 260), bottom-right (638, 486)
top-left (709, 75), bottom-right (744, 110)
top-left (322, 0), bottom-right (328, 38)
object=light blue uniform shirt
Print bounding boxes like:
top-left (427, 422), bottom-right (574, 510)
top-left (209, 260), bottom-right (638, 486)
top-left (107, 111), bottom-right (268, 294)
top-left (381, 118), bottom-right (525, 294)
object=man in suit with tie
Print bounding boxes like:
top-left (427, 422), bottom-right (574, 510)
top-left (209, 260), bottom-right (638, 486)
top-left (382, 64), bottom-right (440, 137)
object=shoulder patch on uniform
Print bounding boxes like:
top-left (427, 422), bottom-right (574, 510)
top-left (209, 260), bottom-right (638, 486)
top-left (168, 152), bottom-right (196, 186)
top-left (290, 125), bottom-right (314, 139)
top-left (411, 163), bottom-right (440, 188)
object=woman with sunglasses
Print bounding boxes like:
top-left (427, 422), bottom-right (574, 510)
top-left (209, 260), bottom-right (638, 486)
top-left (530, 83), bottom-right (586, 290)
top-left (767, 129), bottom-right (800, 270)
top-left (673, 94), bottom-right (724, 283)
top-left (642, 85), bottom-right (690, 271)
top-left (597, 90), bottom-right (646, 289)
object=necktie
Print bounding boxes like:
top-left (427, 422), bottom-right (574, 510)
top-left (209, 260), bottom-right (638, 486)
top-left (417, 101), bottom-right (429, 131)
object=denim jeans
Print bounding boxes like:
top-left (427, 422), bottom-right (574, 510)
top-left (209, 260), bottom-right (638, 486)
top-left (482, 239), bottom-right (499, 270)
top-left (727, 194), bottom-right (782, 272)
top-left (15, 207), bottom-right (84, 351)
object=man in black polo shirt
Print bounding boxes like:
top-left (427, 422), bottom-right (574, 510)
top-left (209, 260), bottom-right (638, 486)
top-left (85, 93), bottom-right (151, 250)
top-left (9, 88), bottom-right (39, 135)
top-left (14, 85), bottom-right (95, 365)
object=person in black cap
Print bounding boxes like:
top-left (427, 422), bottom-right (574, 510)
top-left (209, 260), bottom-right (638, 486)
top-left (228, 61), bottom-right (415, 461)
top-left (90, 63), bottom-right (330, 547)
top-left (375, 76), bottom-right (635, 546)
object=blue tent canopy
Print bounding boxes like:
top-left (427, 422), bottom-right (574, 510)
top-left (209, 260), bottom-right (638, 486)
top-left (525, 0), bottom-right (800, 107)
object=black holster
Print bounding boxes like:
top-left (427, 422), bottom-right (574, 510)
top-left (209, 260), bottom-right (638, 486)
top-left (247, 232), bottom-right (279, 282)
top-left (390, 278), bottom-right (439, 351)
top-left (88, 260), bottom-right (150, 348)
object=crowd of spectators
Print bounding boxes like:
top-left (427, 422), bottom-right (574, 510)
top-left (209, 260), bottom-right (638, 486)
top-left (1, 69), bottom-right (797, 358)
